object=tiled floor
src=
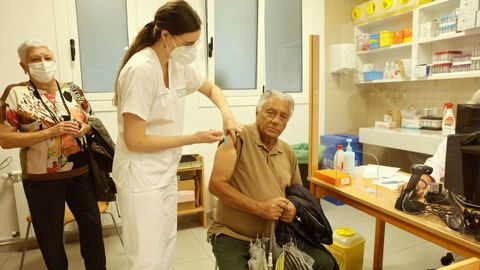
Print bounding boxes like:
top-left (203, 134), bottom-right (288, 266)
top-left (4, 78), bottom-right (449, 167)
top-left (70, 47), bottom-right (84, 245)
top-left (0, 201), bottom-right (454, 270)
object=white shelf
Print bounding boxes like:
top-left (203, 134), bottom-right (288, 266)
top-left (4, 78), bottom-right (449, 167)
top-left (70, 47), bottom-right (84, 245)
top-left (356, 43), bottom-right (412, 55)
top-left (357, 70), bottom-right (480, 84)
top-left (418, 30), bottom-right (480, 45)
top-left (355, 78), bottom-right (407, 85)
top-left (359, 127), bottom-right (446, 155)
top-left (428, 70), bottom-right (480, 80)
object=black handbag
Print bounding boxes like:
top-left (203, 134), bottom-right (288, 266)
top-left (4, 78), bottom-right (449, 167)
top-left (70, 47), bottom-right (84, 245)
top-left (86, 117), bottom-right (117, 201)
top-left (66, 82), bottom-right (117, 201)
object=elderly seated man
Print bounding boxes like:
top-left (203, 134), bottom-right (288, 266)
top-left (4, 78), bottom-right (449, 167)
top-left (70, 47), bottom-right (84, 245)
top-left (208, 90), bottom-right (335, 270)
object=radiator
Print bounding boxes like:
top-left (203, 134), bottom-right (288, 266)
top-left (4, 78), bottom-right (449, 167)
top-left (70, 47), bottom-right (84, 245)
top-left (13, 181), bottom-right (32, 238)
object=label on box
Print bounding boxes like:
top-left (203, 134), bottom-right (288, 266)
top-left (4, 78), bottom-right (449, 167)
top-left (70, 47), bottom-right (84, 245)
top-left (340, 178), bottom-right (351, 185)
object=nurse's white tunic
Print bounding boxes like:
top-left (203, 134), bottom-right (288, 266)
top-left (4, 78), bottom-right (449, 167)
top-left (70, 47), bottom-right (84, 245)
top-left (113, 47), bottom-right (203, 270)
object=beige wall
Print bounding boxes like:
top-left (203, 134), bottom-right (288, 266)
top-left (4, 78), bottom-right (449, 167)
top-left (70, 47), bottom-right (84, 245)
top-left (325, 0), bottom-right (369, 135)
top-left (324, 0), bottom-right (480, 170)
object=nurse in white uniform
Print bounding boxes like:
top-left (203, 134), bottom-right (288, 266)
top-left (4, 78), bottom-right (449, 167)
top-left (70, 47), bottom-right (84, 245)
top-left (112, 1), bottom-right (243, 269)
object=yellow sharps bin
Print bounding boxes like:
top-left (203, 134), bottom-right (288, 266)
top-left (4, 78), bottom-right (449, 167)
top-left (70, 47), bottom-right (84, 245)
top-left (327, 227), bottom-right (365, 270)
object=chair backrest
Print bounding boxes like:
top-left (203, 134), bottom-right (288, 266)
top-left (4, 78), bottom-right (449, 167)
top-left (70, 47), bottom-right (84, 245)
top-left (97, 201), bottom-right (109, 214)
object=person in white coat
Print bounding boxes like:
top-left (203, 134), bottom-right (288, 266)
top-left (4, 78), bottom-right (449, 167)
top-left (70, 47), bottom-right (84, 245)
top-left (401, 89), bottom-right (480, 196)
top-left (112, 1), bottom-right (243, 269)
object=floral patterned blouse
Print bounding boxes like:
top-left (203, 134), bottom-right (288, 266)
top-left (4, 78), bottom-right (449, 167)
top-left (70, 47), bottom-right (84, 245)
top-left (0, 81), bottom-right (92, 180)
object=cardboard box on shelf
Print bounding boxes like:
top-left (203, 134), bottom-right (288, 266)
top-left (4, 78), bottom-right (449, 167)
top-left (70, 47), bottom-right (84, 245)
top-left (178, 201), bottom-right (196, 211)
top-left (178, 154), bottom-right (202, 169)
top-left (419, 22), bottom-right (433, 40)
top-left (401, 118), bottom-right (421, 129)
top-left (178, 179), bottom-right (195, 191)
top-left (458, 11), bottom-right (477, 31)
top-left (415, 64), bottom-right (430, 78)
top-left (375, 121), bottom-right (397, 129)
top-left (459, 0), bottom-right (480, 15)
top-left (178, 190), bottom-right (195, 203)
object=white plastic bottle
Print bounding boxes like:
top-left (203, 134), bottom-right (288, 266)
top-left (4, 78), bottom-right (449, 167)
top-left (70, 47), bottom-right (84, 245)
top-left (344, 139), bottom-right (356, 177)
top-left (442, 102), bottom-right (456, 135)
top-left (333, 144), bottom-right (344, 172)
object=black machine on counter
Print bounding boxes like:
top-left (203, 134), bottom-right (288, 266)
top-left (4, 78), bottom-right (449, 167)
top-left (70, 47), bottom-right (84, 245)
top-left (394, 164), bottom-right (433, 213)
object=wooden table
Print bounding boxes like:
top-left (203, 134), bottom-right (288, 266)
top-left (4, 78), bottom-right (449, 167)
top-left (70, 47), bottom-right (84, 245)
top-left (309, 177), bottom-right (480, 270)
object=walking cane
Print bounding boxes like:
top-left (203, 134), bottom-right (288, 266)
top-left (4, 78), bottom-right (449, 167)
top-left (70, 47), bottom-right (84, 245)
top-left (267, 221), bottom-right (275, 270)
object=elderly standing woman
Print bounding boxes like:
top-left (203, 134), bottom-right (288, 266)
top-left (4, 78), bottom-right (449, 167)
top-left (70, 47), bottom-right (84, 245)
top-left (0, 40), bottom-right (106, 270)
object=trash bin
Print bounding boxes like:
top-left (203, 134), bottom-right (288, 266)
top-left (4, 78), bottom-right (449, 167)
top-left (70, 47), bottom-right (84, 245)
top-left (291, 143), bottom-right (326, 188)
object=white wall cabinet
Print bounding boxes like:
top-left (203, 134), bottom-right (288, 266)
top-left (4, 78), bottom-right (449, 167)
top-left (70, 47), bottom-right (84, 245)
top-left (355, 0), bottom-right (480, 84)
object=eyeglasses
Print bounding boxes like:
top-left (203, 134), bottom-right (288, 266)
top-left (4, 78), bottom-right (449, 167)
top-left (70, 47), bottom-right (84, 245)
top-left (174, 36), bottom-right (201, 48)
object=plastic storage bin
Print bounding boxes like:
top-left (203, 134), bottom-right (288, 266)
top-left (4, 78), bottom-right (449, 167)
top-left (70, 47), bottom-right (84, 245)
top-left (363, 71), bottom-right (384, 81)
top-left (352, 0), bottom-right (383, 25)
top-left (291, 143), bottom-right (326, 188)
top-left (380, 31), bottom-right (393, 47)
top-left (327, 227), bottom-right (366, 270)
top-left (403, 27), bottom-right (413, 42)
top-left (381, 0), bottom-right (397, 16)
top-left (398, 0), bottom-right (432, 13)
top-left (369, 33), bottom-right (380, 49)
top-left (393, 30), bottom-right (404, 44)
top-left (320, 134), bottom-right (363, 170)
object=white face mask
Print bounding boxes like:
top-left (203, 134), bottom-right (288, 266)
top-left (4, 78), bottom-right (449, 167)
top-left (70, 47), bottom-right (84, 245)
top-left (167, 36), bottom-right (197, 65)
top-left (28, 61), bottom-right (57, 83)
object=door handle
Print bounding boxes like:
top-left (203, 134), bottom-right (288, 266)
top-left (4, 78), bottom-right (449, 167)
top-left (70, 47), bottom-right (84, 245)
top-left (208, 37), bottom-right (213, 58)
top-left (70, 39), bottom-right (76, 61)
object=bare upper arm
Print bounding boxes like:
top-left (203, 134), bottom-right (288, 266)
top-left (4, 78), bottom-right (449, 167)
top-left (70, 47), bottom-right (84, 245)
top-left (210, 134), bottom-right (238, 186)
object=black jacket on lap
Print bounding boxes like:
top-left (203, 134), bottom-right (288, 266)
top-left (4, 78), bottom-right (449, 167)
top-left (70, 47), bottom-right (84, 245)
top-left (276, 184), bottom-right (338, 270)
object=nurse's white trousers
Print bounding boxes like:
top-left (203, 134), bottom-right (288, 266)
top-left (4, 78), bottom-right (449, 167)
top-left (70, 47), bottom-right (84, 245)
top-left (117, 178), bottom-right (177, 270)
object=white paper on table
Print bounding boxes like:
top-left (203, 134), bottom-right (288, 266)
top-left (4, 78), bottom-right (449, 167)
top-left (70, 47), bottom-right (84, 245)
top-left (373, 173), bottom-right (411, 190)
top-left (363, 164), bottom-right (400, 179)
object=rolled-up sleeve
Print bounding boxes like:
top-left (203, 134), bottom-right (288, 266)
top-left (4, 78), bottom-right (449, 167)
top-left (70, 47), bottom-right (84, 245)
top-left (184, 65), bottom-right (204, 96)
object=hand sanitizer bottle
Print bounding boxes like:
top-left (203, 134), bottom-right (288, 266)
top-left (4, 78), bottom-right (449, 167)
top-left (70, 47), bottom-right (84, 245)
top-left (333, 144), bottom-right (344, 172)
top-left (344, 139), bottom-right (356, 177)
top-left (442, 102), bottom-right (456, 135)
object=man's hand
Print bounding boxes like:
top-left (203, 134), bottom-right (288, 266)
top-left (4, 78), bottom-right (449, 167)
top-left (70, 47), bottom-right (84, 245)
top-left (279, 200), bottom-right (297, 223)
top-left (256, 197), bottom-right (290, 221)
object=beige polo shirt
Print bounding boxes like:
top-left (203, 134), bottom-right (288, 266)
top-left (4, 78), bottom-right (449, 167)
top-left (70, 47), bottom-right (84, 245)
top-left (208, 124), bottom-right (302, 241)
